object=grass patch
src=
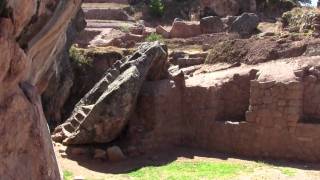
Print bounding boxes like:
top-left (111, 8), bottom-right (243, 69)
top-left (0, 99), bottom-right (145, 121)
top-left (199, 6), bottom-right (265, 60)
top-left (120, 25), bottom-right (130, 33)
top-left (63, 170), bottom-right (74, 180)
top-left (279, 167), bottom-right (297, 177)
top-left (128, 161), bottom-right (251, 180)
top-left (146, 33), bottom-right (164, 42)
top-left (69, 45), bottom-right (92, 67)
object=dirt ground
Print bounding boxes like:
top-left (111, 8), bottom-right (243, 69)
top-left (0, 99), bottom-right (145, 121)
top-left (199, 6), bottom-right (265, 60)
top-left (54, 144), bottom-right (320, 180)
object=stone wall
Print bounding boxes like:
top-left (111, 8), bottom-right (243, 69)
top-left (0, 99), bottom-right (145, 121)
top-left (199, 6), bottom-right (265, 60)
top-left (127, 56), bottom-right (320, 162)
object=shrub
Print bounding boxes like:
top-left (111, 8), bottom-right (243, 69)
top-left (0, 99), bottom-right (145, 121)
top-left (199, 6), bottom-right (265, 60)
top-left (120, 25), bottom-right (130, 33)
top-left (63, 170), bottom-right (74, 180)
top-left (282, 7), bottom-right (319, 33)
top-left (145, 33), bottom-right (164, 42)
top-left (69, 45), bottom-right (92, 67)
top-left (149, 0), bottom-right (164, 17)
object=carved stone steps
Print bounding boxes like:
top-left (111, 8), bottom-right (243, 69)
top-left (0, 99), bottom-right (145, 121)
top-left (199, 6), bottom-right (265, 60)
top-left (53, 42), bottom-right (169, 145)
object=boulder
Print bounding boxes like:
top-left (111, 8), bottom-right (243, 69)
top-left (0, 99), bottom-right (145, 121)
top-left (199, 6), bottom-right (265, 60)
top-left (107, 146), bottom-right (126, 162)
top-left (170, 20), bottom-right (201, 38)
top-left (94, 149), bottom-right (107, 159)
top-left (129, 24), bottom-right (145, 35)
top-left (200, 16), bottom-right (224, 34)
top-left (221, 16), bottom-right (237, 29)
top-left (53, 42), bottom-right (168, 145)
top-left (231, 13), bottom-right (259, 35)
top-left (156, 25), bottom-right (170, 38)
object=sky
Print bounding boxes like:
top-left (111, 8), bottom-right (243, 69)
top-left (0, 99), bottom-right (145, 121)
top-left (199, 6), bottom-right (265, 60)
top-left (312, 0), bottom-right (317, 6)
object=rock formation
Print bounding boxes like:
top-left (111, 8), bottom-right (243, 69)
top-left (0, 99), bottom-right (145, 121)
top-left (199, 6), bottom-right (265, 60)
top-left (42, 10), bottom-right (86, 128)
top-left (0, 0), bottom-right (81, 179)
top-left (53, 42), bottom-right (168, 145)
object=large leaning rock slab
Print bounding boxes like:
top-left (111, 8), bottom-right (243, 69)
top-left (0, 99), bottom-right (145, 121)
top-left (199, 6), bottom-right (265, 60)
top-left (53, 42), bottom-right (168, 145)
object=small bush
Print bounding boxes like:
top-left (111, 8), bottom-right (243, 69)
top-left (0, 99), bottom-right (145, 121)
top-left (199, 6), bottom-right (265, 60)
top-left (282, 7), bottom-right (319, 33)
top-left (63, 170), bottom-right (74, 180)
top-left (149, 0), bottom-right (165, 17)
top-left (69, 45), bottom-right (92, 67)
top-left (145, 33), bottom-right (164, 42)
top-left (120, 25), bottom-right (130, 33)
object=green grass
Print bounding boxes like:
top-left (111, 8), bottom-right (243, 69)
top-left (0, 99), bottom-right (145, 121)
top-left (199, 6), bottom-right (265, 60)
top-left (145, 33), bottom-right (164, 42)
top-left (69, 45), bottom-right (93, 67)
top-left (63, 170), bottom-right (74, 180)
top-left (128, 161), bottom-right (251, 180)
top-left (279, 167), bottom-right (297, 177)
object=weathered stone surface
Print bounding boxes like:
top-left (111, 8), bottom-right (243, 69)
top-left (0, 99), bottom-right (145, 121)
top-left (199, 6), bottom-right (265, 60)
top-left (107, 146), bottom-right (126, 162)
top-left (94, 149), bottom-right (107, 159)
top-left (42, 10), bottom-right (86, 128)
top-left (231, 13), bottom-right (259, 36)
top-left (53, 42), bottom-right (168, 145)
top-left (156, 25), bottom-right (170, 38)
top-left (0, 0), bottom-right (82, 179)
top-left (170, 20), bottom-right (201, 38)
top-left (200, 16), bottom-right (224, 34)
top-left (126, 56), bottom-right (320, 162)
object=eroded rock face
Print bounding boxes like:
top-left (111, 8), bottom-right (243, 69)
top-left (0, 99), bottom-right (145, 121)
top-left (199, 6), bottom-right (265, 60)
top-left (0, 0), bottom-right (81, 179)
top-left (53, 42), bottom-right (168, 145)
top-left (42, 10), bottom-right (86, 128)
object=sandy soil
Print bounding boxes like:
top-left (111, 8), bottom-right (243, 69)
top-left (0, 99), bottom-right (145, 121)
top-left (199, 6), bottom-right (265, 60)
top-left (54, 144), bottom-right (320, 180)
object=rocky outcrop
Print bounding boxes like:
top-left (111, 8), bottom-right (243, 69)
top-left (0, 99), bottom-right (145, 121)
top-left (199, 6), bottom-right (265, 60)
top-left (0, 0), bottom-right (81, 179)
top-left (62, 46), bottom-right (125, 123)
top-left (53, 42), bottom-right (168, 145)
top-left (42, 10), bottom-right (86, 128)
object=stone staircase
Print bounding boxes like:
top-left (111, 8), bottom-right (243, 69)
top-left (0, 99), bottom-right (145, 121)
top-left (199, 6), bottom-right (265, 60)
top-left (52, 42), bottom-right (169, 145)
top-left (54, 58), bottom-right (127, 138)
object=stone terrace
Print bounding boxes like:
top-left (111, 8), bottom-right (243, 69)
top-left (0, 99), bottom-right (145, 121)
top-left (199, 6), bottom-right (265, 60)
top-left (127, 56), bottom-right (320, 162)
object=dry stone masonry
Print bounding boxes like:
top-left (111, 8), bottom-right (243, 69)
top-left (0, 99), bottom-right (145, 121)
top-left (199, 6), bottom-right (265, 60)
top-left (125, 56), bottom-right (320, 162)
